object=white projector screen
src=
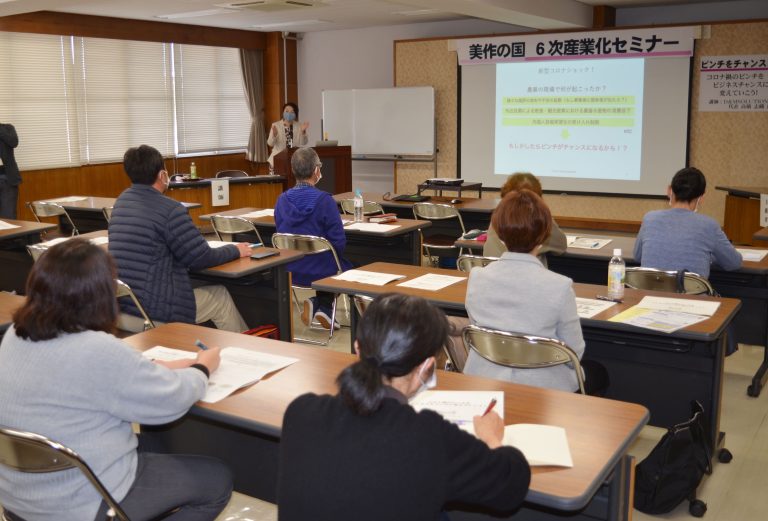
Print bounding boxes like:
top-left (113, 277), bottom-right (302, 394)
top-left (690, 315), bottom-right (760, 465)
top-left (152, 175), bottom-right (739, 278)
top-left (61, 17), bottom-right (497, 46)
top-left (460, 57), bottom-right (691, 196)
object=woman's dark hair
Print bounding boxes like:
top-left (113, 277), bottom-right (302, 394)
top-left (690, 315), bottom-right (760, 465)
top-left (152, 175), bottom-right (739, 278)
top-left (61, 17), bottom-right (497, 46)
top-left (13, 239), bottom-right (118, 341)
top-left (282, 102), bottom-right (299, 120)
top-left (337, 293), bottom-right (449, 415)
top-left (492, 189), bottom-right (552, 253)
top-left (500, 172), bottom-right (543, 198)
top-left (670, 167), bottom-right (706, 202)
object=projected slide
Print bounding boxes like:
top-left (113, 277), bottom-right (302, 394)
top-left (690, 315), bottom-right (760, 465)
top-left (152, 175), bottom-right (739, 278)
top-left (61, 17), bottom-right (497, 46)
top-left (494, 59), bottom-right (645, 181)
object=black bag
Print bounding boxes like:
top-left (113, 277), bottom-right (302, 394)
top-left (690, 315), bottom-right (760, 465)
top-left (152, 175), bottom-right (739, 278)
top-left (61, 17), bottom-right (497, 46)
top-left (634, 401), bottom-right (713, 516)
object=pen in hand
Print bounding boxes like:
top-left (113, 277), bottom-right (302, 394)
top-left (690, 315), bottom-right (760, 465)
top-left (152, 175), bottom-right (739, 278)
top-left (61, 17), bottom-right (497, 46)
top-left (482, 398), bottom-right (497, 417)
top-left (194, 339), bottom-right (209, 351)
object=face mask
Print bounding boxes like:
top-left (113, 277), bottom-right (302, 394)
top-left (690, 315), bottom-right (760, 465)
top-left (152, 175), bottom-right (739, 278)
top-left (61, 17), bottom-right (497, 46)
top-left (315, 167), bottom-right (322, 183)
top-left (694, 198), bottom-right (700, 213)
top-left (160, 171), bottom-right (170, 193)
top-left (283, 112), bottom-right (296, 122)
top-left (416, 359), bottom-right (437, 395)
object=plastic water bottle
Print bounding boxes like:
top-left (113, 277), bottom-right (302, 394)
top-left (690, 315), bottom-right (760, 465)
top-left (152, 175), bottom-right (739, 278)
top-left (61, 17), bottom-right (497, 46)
top-left (607, 248), bottom-right (625, 300)
top-left (353, 189), bottom-right (364, 222)
top-left (190, 162), bottom-right (197, 179)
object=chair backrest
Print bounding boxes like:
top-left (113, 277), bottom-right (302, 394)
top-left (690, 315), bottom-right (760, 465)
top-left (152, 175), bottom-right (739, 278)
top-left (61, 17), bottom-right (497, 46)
top-left (339, 199), bottom-right (384, 216)
top-left (271, 233), bottom-right (343, 274)
top-left (102, 207), bottom-right (113, 223)
top-left (115, 279), bottom-right (155, 331)
top-left (210, 215), bottom-right (264, 244)
top-left (26, 243), bottom-right (47, 262)
top-left (216, 170), bottom-right (249, 178)
top-left (462, 325), bottom-right (586, 394)
top-left (0, 427), bottom-right (130, 520)
top-left (625, 267), bottom-right (714, 295)
top-left (352, 294), bottom-right (374, 317)
top-left (413, 203), bottom-right (466, 233)
top-left (456, 255), bottom-right (498, 273)
top-left (27, 202), bottom-right (79, 236)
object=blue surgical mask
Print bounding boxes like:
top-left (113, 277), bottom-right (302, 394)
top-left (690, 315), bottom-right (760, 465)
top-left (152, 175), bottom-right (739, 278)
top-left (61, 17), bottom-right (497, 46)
top-left (283, 112), bottom-right (296, 122)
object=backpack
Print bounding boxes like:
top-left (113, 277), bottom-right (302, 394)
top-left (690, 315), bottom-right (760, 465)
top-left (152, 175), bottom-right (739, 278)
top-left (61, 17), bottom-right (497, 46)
top-left (634, 401), bottom-right (712, 517)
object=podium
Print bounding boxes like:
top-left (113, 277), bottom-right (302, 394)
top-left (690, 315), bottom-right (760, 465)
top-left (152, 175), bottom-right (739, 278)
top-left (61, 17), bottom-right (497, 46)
top-left (715, 185), bottom-right (768, 246)
top-left (274, 146), bottom-right (352, 194)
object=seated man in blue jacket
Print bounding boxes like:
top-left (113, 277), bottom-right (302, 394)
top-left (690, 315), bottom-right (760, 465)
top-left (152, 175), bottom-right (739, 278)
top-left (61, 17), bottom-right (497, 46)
top-left (109, 145), bottom-right (252, 332)
top-left (275, 147), bottom-right (351, 329)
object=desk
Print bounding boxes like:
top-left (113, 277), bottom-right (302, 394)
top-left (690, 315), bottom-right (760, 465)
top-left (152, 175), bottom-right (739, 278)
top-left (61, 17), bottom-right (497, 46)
top-left (54, 230), bottom-right (303, 341)
top-left (715, 185), bottom-right (766, 245)
top-left (125, 322), bottom-right (648, 521)
top-left (417, 181), bottom-right (483, 198)
top-left (0, 219), bottom-right (55, 293)
top-left (199, 207), bottom-right (431, 266)
top-left (313, 262), bottom-right (740, 457)
top-left (754, 227), bottom-right (768, 243)
top-left (544, 231), bottom-right (768, 398)
top-left (0, 292), bottom-right (25, 336)
top-left (36, 196), bottom-right (202, 234)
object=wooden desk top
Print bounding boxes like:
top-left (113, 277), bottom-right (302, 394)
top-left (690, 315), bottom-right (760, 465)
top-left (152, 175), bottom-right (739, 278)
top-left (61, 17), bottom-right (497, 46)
top-left (754, 227), bottom-right (768, 243)
top-left (334, 192), bottom-right (500, 213)
top-left (123, 322), bottom-right (649, 510)
top-left (37, 196), bottom-right (201, 211)
top-left (0, 292), bottom-right (25, 330)
top-left (715, 186), bottom-right (768, 198)
top-left (0, 219), bottom-right (55, 240)
top-left (199, 207), bottom-right (431, 237)
top-left (313, 262), bottom-right (741, 340)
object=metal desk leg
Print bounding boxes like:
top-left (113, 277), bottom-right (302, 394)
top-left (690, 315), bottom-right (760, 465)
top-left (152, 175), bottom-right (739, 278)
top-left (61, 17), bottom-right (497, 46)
top-left (747, 343), bottom-right (768, 397)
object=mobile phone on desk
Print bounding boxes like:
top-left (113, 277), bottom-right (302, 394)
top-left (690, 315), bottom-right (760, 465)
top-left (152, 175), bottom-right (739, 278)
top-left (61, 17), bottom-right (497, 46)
top-left (250, 248), bottom-right (280, 260)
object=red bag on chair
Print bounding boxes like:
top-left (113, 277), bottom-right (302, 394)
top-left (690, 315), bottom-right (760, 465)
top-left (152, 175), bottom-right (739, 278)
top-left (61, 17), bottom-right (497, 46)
top-left (242, 325), bottom-right (280, 340)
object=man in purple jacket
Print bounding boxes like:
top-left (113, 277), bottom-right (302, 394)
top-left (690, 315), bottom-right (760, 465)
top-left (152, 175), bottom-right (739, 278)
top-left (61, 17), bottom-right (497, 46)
top-left (275, 147), bottom-right (352, 329)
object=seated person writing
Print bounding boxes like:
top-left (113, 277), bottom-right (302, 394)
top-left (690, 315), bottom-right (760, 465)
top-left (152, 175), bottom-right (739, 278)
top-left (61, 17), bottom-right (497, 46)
top-left (0, 239), bottom-right (231, 521)
top-left (109, 145), bottom-right (252, 332)
top-left (634, 167), bottom-right (741, 278)
top-left (464, 190), bottom-right (606, 394)
top-left (274, 147), bottom-right (352, 329)
top-left (484, 172), bottom-right (567, 267)
top-left (278, 293), bottom-right (531, 521)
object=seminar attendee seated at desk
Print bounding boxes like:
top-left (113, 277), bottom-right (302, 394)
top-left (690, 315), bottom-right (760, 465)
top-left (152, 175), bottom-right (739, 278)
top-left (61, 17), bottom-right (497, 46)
top-left (109, 144), bottom-right (251, 332)
top-left (0, 239), bottom-right (232, 521)
top-left (634, 166), bottom-right (742, 278)
top-left (464, 190), bottom-right (605, 394)
top-left (278, 293), bottom-right (530, 521)
top-left (275, 146), bottom-right (352, 329)
top-left (484, 172), bottom-right (567, 267)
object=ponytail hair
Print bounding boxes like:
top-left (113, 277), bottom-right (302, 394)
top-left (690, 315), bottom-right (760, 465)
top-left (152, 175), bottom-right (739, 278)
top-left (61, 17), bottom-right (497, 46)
top-left (337, 293), bottom-right (449, 415)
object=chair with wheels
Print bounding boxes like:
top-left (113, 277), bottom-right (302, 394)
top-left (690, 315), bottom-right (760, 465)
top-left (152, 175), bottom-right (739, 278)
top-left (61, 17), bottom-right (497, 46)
top-left (462, 324), bottom-right (586, 394)
top-left (210, 215), bottom-right (264, 245)
top-left (271, 232), bottom-right (346, 346)
top-left (625, 267), bottom-right (715, 295)
top-left (0, 426), bottom-right (130, 520)
top-left (456, 255), bottom-right (498, 273)
top-left (339, 199), bottom-right (384, 216)
top-left (412, 203), bottom-right (466, 266)
top-left (215, 170), bottom-right (249, 178)
top-left (26, 201), bottom-right (79, 237)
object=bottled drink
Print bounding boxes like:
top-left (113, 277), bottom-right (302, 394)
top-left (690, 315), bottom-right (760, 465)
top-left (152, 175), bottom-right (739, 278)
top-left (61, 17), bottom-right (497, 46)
top-left (353, 189), bottom-right (364, 223)
top-left (190, 162), bottom-right (197, 179)
top-left (607, 248), bottom-right (625, 300)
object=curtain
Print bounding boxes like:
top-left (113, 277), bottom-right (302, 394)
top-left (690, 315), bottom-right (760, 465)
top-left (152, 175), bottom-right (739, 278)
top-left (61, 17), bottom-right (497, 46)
top-left (240, 49), bottom-right (267, 163)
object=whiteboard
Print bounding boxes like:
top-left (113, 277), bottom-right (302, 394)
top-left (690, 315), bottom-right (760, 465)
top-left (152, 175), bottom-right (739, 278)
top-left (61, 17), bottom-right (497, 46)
top-left (322, 86), bottom-right (435, 158)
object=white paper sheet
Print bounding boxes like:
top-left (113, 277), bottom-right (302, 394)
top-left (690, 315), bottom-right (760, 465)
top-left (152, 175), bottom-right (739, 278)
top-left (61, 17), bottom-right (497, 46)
top-left (240, 209), bottom-right (274, 219)
top-left (502, 424), bottom-right (573, 467)
top-left (608, 307), bottom-right (709, 333)
top-left (344, 222), bottom-right (400, 233)
top-left (207, 240), bottom-right (232, 249)
top-left (142, 346), bottom-right (298, 403)
top-left (43, 196), bottom-right (87, 203)
top-left (410, 390), bottom-right (504, 429)
top-left (332, 269), bottom-right (406, 286)
top-left (566, 235), bottom-right (612, 250)
top-left (736, 248), bottom-right (768, 262)
top-left (89, 236), bottom-right (109, 245)
top-left (39, 237), bottom-right (70, 248)
top-left (637, 296), bottom-right (720, 316)
top-left (397, 273), bottom-right (466, 291)
top-left (0, 220), bottom-right (20, 230)
top-left (575, 297), bottom-right (617, 319)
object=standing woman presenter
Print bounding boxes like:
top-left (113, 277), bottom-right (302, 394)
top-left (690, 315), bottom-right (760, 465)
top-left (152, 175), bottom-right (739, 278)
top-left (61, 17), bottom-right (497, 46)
top-left (267, 102), bottom-right (309, 170)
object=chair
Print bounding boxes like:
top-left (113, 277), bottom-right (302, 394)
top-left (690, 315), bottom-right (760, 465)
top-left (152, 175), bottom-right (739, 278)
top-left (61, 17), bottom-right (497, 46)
top-left (26, 201), bottom-right (79, 237)
top-left (271, 232), bottom-right (345, 346)
top-left (456, 255), bottom-right (498, 273)
top-left (462, 324), bottom-right (586, 394)
top-left (339, 199), bottom-right (384, 216)
top-left (412, 203), bottom-right (466, 266)
top-left (0, 426), bottom-right (129, 520)
top-left (210, 215), bottom-right (264, 245)
top-left (102, 207), bottom-right (113, 223)
top-left (116, 279), bottom-right (156, 332)
top-left (215, 170), bottom-right (249, 178)
top-left (625, 267), bottom-right (715, 295)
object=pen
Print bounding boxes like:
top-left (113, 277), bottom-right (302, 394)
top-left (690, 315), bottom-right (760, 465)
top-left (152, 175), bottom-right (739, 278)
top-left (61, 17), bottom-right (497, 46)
top-left (194, 339), bottom-right (209, 351)
top-left (482, 398), bottom-right (497, 416)
top-left (596, 294), bottom-right (623, 303)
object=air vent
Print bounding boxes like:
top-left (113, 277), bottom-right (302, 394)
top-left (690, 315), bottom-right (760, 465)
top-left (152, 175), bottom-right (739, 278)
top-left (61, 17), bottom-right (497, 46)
top-left (218, 0), bottom-right (319, 12)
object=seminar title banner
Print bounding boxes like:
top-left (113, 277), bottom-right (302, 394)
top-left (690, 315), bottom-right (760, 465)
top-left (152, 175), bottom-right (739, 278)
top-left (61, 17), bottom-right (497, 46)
top-left (456, 26), bottom-right (698, 65)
